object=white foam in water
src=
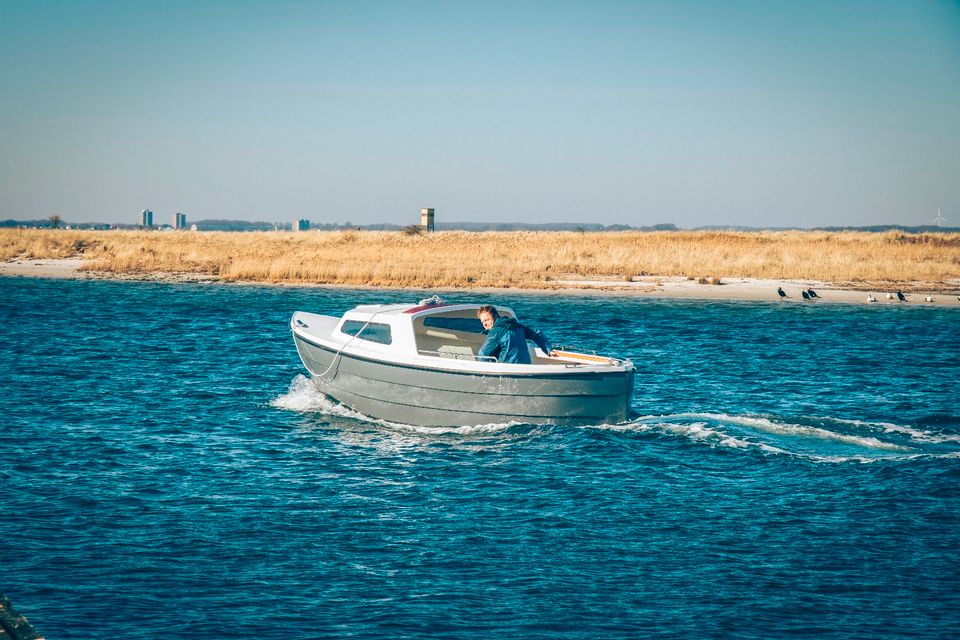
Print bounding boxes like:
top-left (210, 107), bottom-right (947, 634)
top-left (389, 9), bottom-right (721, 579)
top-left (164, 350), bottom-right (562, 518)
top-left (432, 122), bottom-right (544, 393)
top-left (605, 412), bottom-right (944, 463)
top-left (671, 412), bottom-right (912, 452)
top-left (880, 424), bottom-right (960, 444)
top-left (396, 421), bottom-right (521, 436)
top-left (270, 374), bottom-right (322, 411)
top-left (660, 421), bottom-right (766, 451)
top-left (621, 412), bottom-right (960, 462)
top-left (271, 374), bottom-right (370, 420)
top-left (594, 418), bottom-right (788, 455)
top-left (824, 417), bottom-right (960, 444)
top-left (803, 454), bottom-right (884, 464)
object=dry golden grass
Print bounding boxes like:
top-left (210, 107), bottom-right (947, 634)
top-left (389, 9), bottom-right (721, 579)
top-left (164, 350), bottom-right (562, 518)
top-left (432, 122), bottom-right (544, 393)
top-left (2, 228), bottom-right (959, 289)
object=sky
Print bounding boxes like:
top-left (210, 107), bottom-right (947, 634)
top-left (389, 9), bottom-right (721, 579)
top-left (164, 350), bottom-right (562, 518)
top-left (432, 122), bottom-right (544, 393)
top-left (1, 0), bottom-right (958, 228)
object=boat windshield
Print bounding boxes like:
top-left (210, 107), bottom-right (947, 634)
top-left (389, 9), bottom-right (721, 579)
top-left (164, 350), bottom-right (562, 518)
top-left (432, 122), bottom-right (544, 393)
top-left (340, 319), bottom-right (393, 345)
top-left (422, 315), bottom-right (484, 334)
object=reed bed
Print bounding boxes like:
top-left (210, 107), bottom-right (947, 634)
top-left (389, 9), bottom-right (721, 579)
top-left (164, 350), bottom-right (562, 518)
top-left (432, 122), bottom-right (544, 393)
top-left (2, 228), bottom-right (958, 289)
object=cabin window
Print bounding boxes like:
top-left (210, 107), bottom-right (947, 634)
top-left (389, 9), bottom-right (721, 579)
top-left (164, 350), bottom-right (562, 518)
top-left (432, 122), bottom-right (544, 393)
top-left (422, 316), bottom-right (484, 334)
top-left (340, 320), bottom-right (393, 345)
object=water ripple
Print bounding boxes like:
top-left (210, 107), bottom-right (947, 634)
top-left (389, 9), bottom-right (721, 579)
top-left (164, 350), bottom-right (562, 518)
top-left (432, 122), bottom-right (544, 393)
top-left (2, 278), bottom-right (959, 639)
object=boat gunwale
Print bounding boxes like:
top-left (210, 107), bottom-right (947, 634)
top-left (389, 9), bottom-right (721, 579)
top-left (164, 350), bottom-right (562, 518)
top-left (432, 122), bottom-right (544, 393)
top-left (292, 326), bottom-right (634, 380)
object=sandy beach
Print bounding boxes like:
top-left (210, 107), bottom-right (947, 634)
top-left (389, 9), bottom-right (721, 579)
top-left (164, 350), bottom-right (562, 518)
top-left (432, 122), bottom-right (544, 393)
top-left (4, 257), bottom-right (958, 307)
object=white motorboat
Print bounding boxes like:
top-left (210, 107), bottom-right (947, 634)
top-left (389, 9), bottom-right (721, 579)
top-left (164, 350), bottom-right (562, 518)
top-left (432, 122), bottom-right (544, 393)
top-left (290, 298), bottom-right (635, 426)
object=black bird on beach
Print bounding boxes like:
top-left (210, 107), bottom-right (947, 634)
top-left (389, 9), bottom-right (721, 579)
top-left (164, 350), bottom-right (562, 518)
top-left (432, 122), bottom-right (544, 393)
top-left (777, 287), bottom-right (786, 298)
top-left (897, 290), bottom-right (907, 302)
top-left (801, 290), bottom-right (811, 301)
top-left (807, 288), bottom-right (818, 298)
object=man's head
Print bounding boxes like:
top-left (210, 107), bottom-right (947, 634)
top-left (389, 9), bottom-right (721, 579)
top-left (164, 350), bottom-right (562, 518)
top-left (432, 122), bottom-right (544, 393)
top-left (477, 305), bottom-right (499, 331)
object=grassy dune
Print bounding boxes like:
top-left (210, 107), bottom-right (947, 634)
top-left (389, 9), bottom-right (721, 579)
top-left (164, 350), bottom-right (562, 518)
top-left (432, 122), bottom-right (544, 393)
top-left (2, 228), bottom-right (959, 289)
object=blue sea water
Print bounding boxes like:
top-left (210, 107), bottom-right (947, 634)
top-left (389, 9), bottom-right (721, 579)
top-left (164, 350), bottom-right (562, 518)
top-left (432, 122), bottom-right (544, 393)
top-left (2, 276), bottom-right (959, 639)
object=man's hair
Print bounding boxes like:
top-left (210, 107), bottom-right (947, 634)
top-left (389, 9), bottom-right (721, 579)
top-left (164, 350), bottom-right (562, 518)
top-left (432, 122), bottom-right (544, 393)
top-left (477, 305), bottom-right (499, 319)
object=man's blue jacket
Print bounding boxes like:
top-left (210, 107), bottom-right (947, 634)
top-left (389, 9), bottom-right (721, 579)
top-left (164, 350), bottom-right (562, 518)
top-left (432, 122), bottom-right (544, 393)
top-left (477, 317), bottom-right (551, 364)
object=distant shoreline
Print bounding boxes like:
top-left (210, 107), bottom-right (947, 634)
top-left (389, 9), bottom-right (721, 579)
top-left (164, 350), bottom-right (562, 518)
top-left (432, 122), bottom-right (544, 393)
top-left (5, 219), bottom-right (959, 234)
top-left (3, 257), bottom-right (958, 307)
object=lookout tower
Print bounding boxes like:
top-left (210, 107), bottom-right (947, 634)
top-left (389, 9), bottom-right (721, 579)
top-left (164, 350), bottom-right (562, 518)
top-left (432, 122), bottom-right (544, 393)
top-left (420, 208), bottom-right (435, 232)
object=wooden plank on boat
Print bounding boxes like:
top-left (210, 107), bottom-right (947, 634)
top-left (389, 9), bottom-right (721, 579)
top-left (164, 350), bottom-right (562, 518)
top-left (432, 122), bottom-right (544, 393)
top-left (552, 349), bottom-right (615, 364)
top-left (0, 594), bottom-right (44, 640)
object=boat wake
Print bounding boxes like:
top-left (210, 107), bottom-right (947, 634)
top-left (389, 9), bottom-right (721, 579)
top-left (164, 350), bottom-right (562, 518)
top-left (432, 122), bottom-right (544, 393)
top-left (598, 412), bottom-right (960, 462)
top-left (271, 374), bottom-right (368, 418)
top-left (274, 376), bottom-right (959, 461)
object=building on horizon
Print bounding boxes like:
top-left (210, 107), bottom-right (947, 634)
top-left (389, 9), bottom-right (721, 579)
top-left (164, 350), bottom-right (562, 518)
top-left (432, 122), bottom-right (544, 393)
top-left (295, 218), bottom-right (310, 232)
top-left (141, 209), bottom-right (153, 227)
top-left (173, 212), bottom-right (187, 229)
top-left (421, 208), bottom-right (435, 232)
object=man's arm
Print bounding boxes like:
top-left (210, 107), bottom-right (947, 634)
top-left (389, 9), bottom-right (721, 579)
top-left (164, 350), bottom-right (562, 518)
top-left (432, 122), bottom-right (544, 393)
top-left (522, 325), bottom-right (551, 354)
top-left (477, 329), bottom-right (501, 359)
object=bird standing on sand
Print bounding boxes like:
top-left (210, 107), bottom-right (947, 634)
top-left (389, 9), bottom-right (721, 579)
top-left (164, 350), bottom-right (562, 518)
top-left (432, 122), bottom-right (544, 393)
top-left (807, 288), bottom-right (818, 298)
top-left (897, 291), bottom-right (907, 302)
top-left (801, 290), bottom-right (811, 301)
top-left (924, 296), bottom-right (934, 303)
top-left (777, 287), bottom-right (786, 298)
top-left (867, 295), bottom-right (877, 303)
top-left (886, 293), bottom-right (895, 300)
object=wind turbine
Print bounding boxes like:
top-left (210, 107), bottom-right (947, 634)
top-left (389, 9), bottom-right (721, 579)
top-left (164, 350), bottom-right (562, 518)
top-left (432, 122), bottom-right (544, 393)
top-left (932, 208), bottom-right (947, 227)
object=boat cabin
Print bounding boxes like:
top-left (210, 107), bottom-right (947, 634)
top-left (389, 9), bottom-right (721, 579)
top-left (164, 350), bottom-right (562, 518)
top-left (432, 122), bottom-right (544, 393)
top-left (332, 302), bottom-right (553, 363)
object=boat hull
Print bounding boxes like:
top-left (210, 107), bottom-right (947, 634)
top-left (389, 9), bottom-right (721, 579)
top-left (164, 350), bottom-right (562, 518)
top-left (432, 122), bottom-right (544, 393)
top-left (293, 332), bottom-right (634, 427)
